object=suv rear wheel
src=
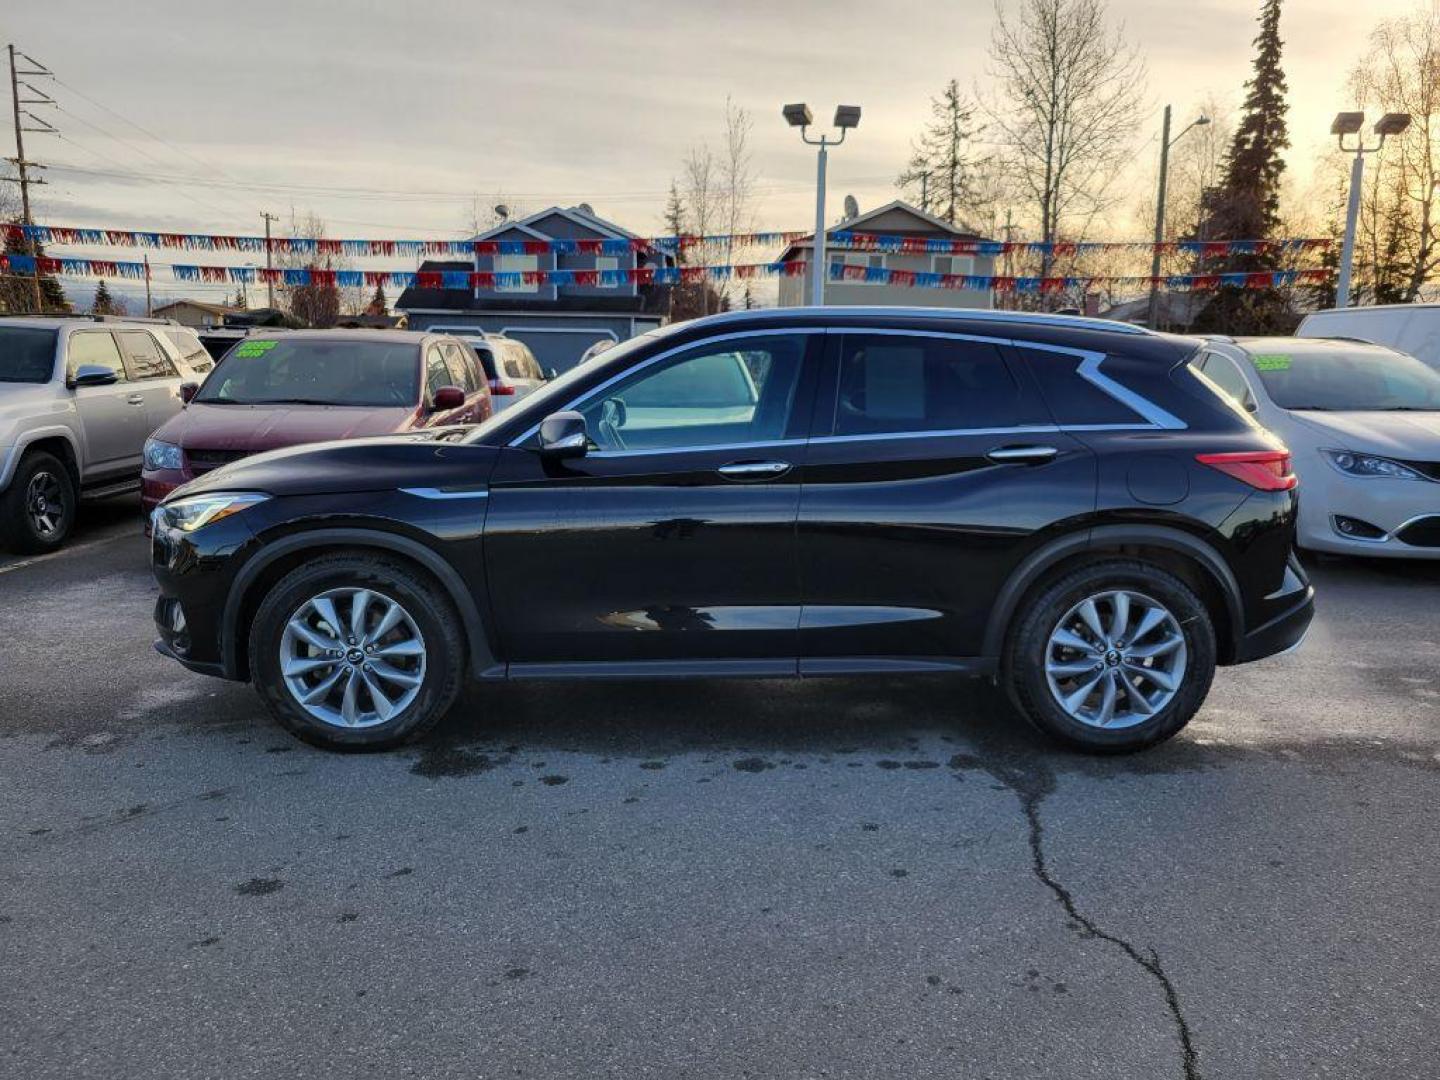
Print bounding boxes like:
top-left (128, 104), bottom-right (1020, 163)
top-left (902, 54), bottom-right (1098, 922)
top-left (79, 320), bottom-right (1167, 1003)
top-left (1, 451), bottom-right (76, 554)
top-left (249, 553), bottom-right (466, 750)
top-left (1004, 559), bottom-right (1216, 753)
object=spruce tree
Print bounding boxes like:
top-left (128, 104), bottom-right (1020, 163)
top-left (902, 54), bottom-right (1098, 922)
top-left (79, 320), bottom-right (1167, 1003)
top-left (92, 279), bottom-right (120, 315)
top-left (366, 283), bottom-right (387, 316)
top-left (0, 221), bottom-right (71, 314)
top-left (897, 79), bottom-right (986, 225)
top-left (1193, 0), bottom-right (1295, 333)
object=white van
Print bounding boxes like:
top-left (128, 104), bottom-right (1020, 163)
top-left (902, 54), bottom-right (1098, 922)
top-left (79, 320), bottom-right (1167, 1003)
top-left (1297, 304), bottom-right (1440, 372)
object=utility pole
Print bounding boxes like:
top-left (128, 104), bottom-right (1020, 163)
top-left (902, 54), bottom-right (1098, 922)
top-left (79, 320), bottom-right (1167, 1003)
top-left (1146, 106), bottom-right (1211, 329)
top-left (1001, 208), bottom-right (1014, 312)
top-left (261, 211), bottom-right (279, 310)
top-left (143, 254), bottom-right (153, 316)
top-left (7, 44), bottom-right (54, 313)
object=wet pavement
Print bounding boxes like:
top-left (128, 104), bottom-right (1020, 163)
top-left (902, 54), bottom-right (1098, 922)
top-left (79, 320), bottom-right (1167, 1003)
top-left (2, 496), bottom-right (1437, 1079)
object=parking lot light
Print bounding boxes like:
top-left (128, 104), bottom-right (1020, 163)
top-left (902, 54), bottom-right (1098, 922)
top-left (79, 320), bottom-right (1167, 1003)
top-left (1334, 109), bottom-right (1412, 307)
top-left (783, 101), bottom-right (862, 306)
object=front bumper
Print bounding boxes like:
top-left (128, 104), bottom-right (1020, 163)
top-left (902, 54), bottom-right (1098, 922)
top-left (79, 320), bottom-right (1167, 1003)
top-left (1296, 461), bottom-right (1440, 558)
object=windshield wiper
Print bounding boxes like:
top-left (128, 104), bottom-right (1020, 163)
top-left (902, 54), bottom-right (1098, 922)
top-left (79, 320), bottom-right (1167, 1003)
top-left (1287, 405), bottom-right (1333, 411)
top-left (1377, 405), bottom-right (1438, 412)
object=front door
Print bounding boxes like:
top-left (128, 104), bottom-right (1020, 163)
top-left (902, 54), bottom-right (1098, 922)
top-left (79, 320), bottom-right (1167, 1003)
top-left (484, 330), bottom-right (821, 671)
top-left (67, 330), bottom-right (147, 480)
top-left (797, 330), bottom-right (1098, 667)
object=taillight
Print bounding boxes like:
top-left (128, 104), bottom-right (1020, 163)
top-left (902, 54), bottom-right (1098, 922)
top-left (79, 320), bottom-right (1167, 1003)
top-left (1195, 450), bottom-right (1298, 491)
top-left (488, 379), bottom-right (515, 396)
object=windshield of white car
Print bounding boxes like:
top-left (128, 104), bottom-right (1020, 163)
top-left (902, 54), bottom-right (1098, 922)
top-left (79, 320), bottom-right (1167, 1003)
top-left (194, 339), bottom-right (421, 407)
top-left (1251, 344), bottom-right (1440, 411)
top-left (0, 328), bottom-right (58, 384)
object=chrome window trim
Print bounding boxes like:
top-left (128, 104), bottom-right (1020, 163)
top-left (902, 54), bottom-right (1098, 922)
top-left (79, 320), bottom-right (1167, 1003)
top-left (400, 487), bottom-right (491, 501)
top-left (810, 424), bottom-right (1060, 446)
top-left (587, 437), bottom-right (808, 460)
top-left (508, 327), bottom-right (827, 447)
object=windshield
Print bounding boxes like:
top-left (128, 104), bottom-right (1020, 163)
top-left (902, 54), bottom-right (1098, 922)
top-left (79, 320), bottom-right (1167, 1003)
top-left (0, 328), bottom-right (58, 384)
top-left (1251, 344), bottom-right (1440, 411)
top-left (461, 324), bottom-right (678, 444)
top-left (195, 338), bottom-right (420, 407)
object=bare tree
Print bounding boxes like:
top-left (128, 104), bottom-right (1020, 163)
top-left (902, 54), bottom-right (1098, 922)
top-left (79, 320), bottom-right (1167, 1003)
top-left (1347, 4), bottom-right (1440, 301)
top-left (718, 98), bottom-right (755, 306)
top-left (984, 0), bottom-right (1147, 280)
top-left (280, 210), bottom-right (343, 327)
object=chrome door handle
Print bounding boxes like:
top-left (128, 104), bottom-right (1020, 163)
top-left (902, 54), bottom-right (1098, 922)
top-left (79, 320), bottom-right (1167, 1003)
top-left (986, 444), bottom-right (1059, 464)
top-left (718, 460), bottom-right (792, 481)
top-left (126, 394), bottom-right (146, 406)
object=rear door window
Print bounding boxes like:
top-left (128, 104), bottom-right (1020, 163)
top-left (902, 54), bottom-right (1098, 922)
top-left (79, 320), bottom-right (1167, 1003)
top-left (163, 327), bottom-right (214, 374)
top-left (68, 331), bottom-right (127, 382)
top-left (832, 334), bottom-right (1024, 435)
top-left (117, 330), bottom-right (178, 380)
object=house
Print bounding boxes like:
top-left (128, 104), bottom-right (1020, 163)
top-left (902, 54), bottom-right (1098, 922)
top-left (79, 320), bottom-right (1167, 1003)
top-left (1100, 291), bottom-right (1208, 332)
top-left (396, 205), bottom-right (671, 372)
top-left (152, 298), bottom-right (241, 328)
top-left (777, 200), bottom-right (997, 310)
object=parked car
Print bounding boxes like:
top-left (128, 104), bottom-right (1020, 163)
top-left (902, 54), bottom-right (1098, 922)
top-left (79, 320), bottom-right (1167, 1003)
top-left (1298, 303), bottom-right (1440, 372)
top-left (140, 330), bottom-right (492, 515)
top-left (151, 307), bottom-right (1313, 753)
top-left (1194, 336), bottom-right (1440, 556)
top-left (0, 316), bottom-right (203, 552)
top-left (196, 326), bottom-right (287, 364)
top-left (432, 329), bottom-right (548, 410)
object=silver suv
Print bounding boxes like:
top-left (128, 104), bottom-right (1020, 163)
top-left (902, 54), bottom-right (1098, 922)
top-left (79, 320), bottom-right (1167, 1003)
top-left (0, 317), bottom-right (205, 552)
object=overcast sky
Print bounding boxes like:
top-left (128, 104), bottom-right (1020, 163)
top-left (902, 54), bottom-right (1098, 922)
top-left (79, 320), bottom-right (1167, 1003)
top-left (1, 0), bottom-right (1425, 303)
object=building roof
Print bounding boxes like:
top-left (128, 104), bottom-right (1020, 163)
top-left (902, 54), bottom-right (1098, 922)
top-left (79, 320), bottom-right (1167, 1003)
top-left (153, 298), bottom-right (239, 317)
top-left (778, 199), bottom-right (995, 262)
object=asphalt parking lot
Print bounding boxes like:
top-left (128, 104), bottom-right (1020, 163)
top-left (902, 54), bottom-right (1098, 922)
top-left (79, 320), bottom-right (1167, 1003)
top-left (2, 495), bottom-right (1438, 1080)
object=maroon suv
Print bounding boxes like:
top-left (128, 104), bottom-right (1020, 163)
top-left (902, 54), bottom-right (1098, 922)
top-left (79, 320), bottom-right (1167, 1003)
top-left (141, 330), bottom-right (492, 514)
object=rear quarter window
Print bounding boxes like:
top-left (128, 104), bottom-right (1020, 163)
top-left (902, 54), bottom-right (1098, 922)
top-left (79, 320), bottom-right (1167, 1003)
top-left (1015, 348), bottom-right (1145, 426)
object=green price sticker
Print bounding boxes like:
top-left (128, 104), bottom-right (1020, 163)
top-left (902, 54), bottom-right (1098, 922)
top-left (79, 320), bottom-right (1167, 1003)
top-left (234, 340), bottom-right (279, 358)
top-left (1251, 354), bottom-right (1292, 371)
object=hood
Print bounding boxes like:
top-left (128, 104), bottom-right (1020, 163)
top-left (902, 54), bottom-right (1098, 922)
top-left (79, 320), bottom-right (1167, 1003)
top-left (169, 436), bottom-right (500, 500)
top-left (1287, 409), bottom-right (1440, 460)
top-left (155, 402), bottom-right (418, 452)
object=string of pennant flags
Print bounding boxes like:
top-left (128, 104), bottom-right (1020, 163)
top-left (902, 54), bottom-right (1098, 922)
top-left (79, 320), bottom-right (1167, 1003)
top-left (3, 222), bottom-right (1333, 260)
top-left (0, 253), bottom-right (1331, 294)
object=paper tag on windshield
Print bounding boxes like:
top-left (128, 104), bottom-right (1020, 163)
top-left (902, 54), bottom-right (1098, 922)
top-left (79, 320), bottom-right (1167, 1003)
top-left (1252, 354), bottom-right (1292, 371)
top-left (234, 340), bottom-right (279, 358)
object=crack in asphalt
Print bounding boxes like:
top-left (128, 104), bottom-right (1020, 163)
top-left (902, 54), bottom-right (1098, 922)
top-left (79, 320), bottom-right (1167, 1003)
top-left (963, 754), bottom-right (1201, 1080)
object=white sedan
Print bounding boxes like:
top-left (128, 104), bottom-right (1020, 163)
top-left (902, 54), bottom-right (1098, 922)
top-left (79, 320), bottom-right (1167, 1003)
top-left (1194, 337), bottom-right (1440, 557)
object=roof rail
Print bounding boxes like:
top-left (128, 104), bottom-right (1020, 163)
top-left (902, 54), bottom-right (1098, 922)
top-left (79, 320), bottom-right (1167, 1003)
top-left (686, 305), bottom-right (1155, 336)
top-left (0, 312), bottom-right (177, 324)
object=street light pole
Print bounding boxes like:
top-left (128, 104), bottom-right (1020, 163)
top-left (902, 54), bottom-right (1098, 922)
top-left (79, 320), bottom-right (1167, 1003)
top-left (1146, 106), bottom-right (1209, 330)
top-left (784, 103), bottom-right (861, 307)
top-left (1332, 111), bottom-right (1410, 309)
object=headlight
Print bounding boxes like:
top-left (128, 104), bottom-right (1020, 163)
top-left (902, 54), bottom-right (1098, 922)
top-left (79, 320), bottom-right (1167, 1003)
top-left (159, 492), bottom-right (270, 532)
top-left (1321, 449), bottom-right (1426, 481)
top-left (143, 439), bottom-right (183, 471)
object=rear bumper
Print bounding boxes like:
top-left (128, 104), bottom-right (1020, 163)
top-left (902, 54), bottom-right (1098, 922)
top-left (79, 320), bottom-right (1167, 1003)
top-left (1233, 585), bottom-right (1315, 663)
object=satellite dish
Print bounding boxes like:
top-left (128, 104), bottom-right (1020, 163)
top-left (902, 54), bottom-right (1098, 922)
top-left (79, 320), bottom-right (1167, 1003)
top-left (494, 204), bottom-right (510, 221)
top-left (842, 194), bottom-right (860, 221)
top-left (577, 202), bottom-right (596, 216)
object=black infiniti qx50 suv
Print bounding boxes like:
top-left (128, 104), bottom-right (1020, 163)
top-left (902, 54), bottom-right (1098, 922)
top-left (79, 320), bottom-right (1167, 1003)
top-left (151, 307), bottom-right (1314, 752)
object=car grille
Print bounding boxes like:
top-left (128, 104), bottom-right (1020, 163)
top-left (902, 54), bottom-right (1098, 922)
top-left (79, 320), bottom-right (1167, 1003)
top-left (1396, 516), bottom-right (1440, 548)
top-left (186, 448), bottom-right (250, 474)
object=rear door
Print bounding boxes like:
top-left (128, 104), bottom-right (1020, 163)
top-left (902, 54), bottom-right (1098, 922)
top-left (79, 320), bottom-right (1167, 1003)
top-left (66, 330), bottom-right (147, 479)
top-left (796, 329), bottom-right (1097, 667)
top-left (116, 329), bottom-right (185, 440)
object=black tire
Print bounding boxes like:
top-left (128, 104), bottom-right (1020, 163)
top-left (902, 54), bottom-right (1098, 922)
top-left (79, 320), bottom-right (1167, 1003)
top-left (1003, 559), bottom-right (1217, 753)
top-left (248, 553), bottom-right (466, 751)
top-left (0, 451), bottom-right (77, 554)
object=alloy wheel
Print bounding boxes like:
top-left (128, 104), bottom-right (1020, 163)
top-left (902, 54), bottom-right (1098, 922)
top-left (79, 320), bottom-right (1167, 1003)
top-left (279, 588), bottom-right (427, 729)
top-left (25, 471), bottom-right (65, 539)
top-left (1043, 589), bottom-right (1188, 730)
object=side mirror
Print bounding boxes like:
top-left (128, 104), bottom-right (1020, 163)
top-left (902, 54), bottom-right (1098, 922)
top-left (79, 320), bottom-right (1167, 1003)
top-left (538, 410), bottom-right (589, 459)
top-left (180, 382), bottom-right (200, 404)
top-left (72, 365), bottom-right (119, 388)
top-left (432, 385), bottom-right (466, 411)
top-left (1243, 396), bottom-right (1258, 414)
top-left (545, 367), bottom-right (559, 381)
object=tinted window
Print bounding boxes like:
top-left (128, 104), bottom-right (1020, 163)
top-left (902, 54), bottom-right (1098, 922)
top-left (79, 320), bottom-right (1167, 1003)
top-left (68, 332), bottom-right (126, 382)
top-left (1245, 343), bottom-right (1440, 411)
top-left (1198, 352), bottom-right (1254, 407)
top-left (117, 330), bottom-right (177, 380)
top-left (835, 334), bottom-right (1020, 435)
top-left (1017, 348), bottom-right (1143, 425)
top-left (195, 339), bottom-right (421, 407)
top-left (0, 328), bottom-right (57, 383)
top-left (439, 342), bottom-right (473, 391)
top-left (579, 334), bottom-right (807, 451)
top-left (463, 340), bottom-right (498, 380)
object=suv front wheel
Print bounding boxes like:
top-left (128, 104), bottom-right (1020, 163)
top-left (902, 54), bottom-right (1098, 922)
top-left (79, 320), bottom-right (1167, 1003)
top-left (1004, 559), bottom-right (1217, 753)
top-left (0, 451), bottom-right (76, 554)
top-left (249, 553), bottom-right (466, 750)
